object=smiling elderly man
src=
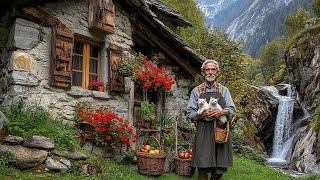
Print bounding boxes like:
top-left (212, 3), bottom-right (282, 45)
top-left (186, 59), bottom-right (236, 180)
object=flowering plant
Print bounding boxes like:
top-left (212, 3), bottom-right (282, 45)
top-left (89, 80), bottom-right (104, 91)
top-left (75, 103), bottom-right (136, 147)
top-left (118, 60), bottom-right (135, 76)
top-left (134, 58), bottom-right (175, 92)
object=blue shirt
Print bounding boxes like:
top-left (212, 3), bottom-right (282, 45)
top-left (186, 82), bottom-right (236, 121)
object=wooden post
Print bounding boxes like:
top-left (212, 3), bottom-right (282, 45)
top-left (128, 81), bottom-right (135, 126)
top-left (155, 91), bottom-right (163, 140)
top-left (128, 81), bottom-right (136, 150)
top-left (175, 116), bottom-right (178, 154)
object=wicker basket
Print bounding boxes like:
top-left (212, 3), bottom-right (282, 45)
top-left (214, 120), bottom-right (229, 144)
top-left (174, 157), bottom-right (194, 176)
top-left (136, 136), bottom-right (166, 176)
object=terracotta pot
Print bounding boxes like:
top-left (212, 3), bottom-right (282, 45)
top-left (98, 86), bottom-right (104, 92)
top-left (162, 128), bottom-right (172, 134)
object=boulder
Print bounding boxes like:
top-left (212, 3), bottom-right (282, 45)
top-left (52, 148), bottom-right (88, 160)
top-left (251, 86), bottom-right (278, 155)
top-left (0, 111), bottom-right (8, 129)
top-left (23, 135), bottom-right (54, 149)
top-left (5, 135), bottom-right (23, 145)
top-left (289, 127), bottom-right (320, 175)
top-left (45, 157), bottom-right (68, 172)
top-left (0, 145), bottom-right (48, 169)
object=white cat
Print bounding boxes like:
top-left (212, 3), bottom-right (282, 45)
top-left (208, 97), bottom-right (228, 124)
top-left (197, 98), bottom-right (209, 115)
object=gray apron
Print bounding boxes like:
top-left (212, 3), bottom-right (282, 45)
top-left (191, 92), bottom-right (233, 170)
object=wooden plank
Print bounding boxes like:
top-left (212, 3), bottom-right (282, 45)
top-left (54, 76), bottom-right (71, 83)
top-left (128, 81), bottom-right (135, 127)
top-left (21, 7), bottom-right (64, 27)
top-left (53, 70), bottom-right (70, 77)
top-left (56, 29), bottom-right (74, 38)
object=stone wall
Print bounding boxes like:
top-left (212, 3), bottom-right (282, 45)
top-left (0, 0), bottom-right (194, 123)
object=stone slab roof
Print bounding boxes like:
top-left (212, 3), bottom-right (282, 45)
top-left (145, 0), bottom-right (193, 27)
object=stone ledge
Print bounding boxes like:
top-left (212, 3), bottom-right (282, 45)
top-left (66, 88), bottom-right (111, 100)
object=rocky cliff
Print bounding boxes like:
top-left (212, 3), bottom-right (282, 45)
top-left (285, 25), bottom-right (320, 175)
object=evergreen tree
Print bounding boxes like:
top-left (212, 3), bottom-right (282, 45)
top-left (283, 8), bottom-right (310, 37)
top-left (311, 0), bottom-right (320, 17)
top-left (258, 38), bottom-right (286, 84)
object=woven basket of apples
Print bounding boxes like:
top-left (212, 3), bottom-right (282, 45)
top-left (174, 149), bottom-right (194, 176)
top-left (136, 136), bottom-right (166, 176)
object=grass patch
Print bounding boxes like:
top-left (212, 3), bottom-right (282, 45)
top-left (286, 24), bottom-right (320, 53)
top-left (0, 100), bottom-right (79, 149)
top-left (311, 95), bottom-right (320, 131)
top-left (0, 155), bottom-right (318, 180)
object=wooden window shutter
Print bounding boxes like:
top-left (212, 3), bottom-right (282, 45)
top-left (89, 0), bottom-right (115, 35)
top-left (50, 26), bottom-right (74, 88)
top-left (109, 43), bottom-right (125, 92)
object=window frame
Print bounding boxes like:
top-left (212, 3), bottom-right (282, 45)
top-left (72, 36), bottom-right (102, 89)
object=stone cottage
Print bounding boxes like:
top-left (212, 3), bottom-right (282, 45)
top-left (0, 0), bottom-right (205, 141)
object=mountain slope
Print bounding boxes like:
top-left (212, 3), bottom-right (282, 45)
top-left (196, 0), bottom-right (313, 57)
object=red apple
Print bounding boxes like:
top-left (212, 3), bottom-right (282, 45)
top-left (184, 152), bottom-right (190, 159)
top-left (178, 152), bottom-right (185, 159)
top-left (139, 148), bottom-right (145, 152)
top-left (187, 149), bottom-right (192, 155)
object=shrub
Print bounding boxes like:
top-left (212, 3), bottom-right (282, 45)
top-left (0, 152), bottom-right (15, 167)
top-left (311, 95), bottom-right (320, 131)
top-left (0, 100), bottom-right (79, 149)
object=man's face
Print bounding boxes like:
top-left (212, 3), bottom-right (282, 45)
top-left (201, 63), bottom-right (219, 82)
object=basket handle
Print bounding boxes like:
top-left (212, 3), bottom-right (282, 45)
top-left (148, 136), bottom-right (162, 151)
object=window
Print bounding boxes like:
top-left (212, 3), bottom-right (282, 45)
top-left (72, 38), bottom-right (101, 89)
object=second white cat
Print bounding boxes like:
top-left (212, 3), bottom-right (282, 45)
top-left (208, 97), bottom-right (227, 124)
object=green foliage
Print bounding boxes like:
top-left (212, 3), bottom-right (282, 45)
top-left (269, 64), bottom-right (289, 85)
top-left (232, 118), bottom-right (266, 164)
top-left (68, 160), bottom-right (82, 175)
top-left (190, 73), bottom-right (205, 90)
top-left (138, 101), bottom-right (156, 117)
top-left (286, 24), bottom-right (320, 53)
top-left (283, 8), bottom-right (310, 37)
top-left (161, 0), bottom-right (207, 50)
top-left (160, 111), bottom-right (174, 128)
top-left (258, 37), bottom-right (287, 84)
top-left (238, 146), bottom-right (266, 164)
top-left (254, 73), bottom-right (265, 86)
top-left (122, 151), bottom-right (136, 165)
top-left (0, 152), bottom-right (15, 167)
top-left (311, 95), bottom-right (320, 131)
top-left (118, 61), bottom-right (135, 76)
top-left (0, 101), bottom-right (79, 149)
top-left (311, 0), bottom-right (320, 17)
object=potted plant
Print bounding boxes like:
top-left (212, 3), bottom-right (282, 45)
top-left (160, 113), bottom-right (174, 133)
top-left (118, 60), bottom-right (134, 77)
top-left (89, 80), bottom-right (104, 92)
top-left (75, 102), bottom-right (136, 149)
top-left (138, 101), bottom-right (156, 123)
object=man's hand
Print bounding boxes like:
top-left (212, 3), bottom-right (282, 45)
top-left (206, 109), bottom-right (227, 119)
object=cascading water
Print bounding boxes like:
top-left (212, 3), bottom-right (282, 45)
top-left (262, 85), bottom-right (294, 165)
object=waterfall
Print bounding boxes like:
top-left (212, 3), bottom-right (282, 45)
top-left (262, 85), bottom-right (294, 164)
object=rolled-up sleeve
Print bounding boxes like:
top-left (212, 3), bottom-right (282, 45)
top-left (186, 88), bottom-right (199, 121)
top-left (223, 87), bottom-right (236, 120)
